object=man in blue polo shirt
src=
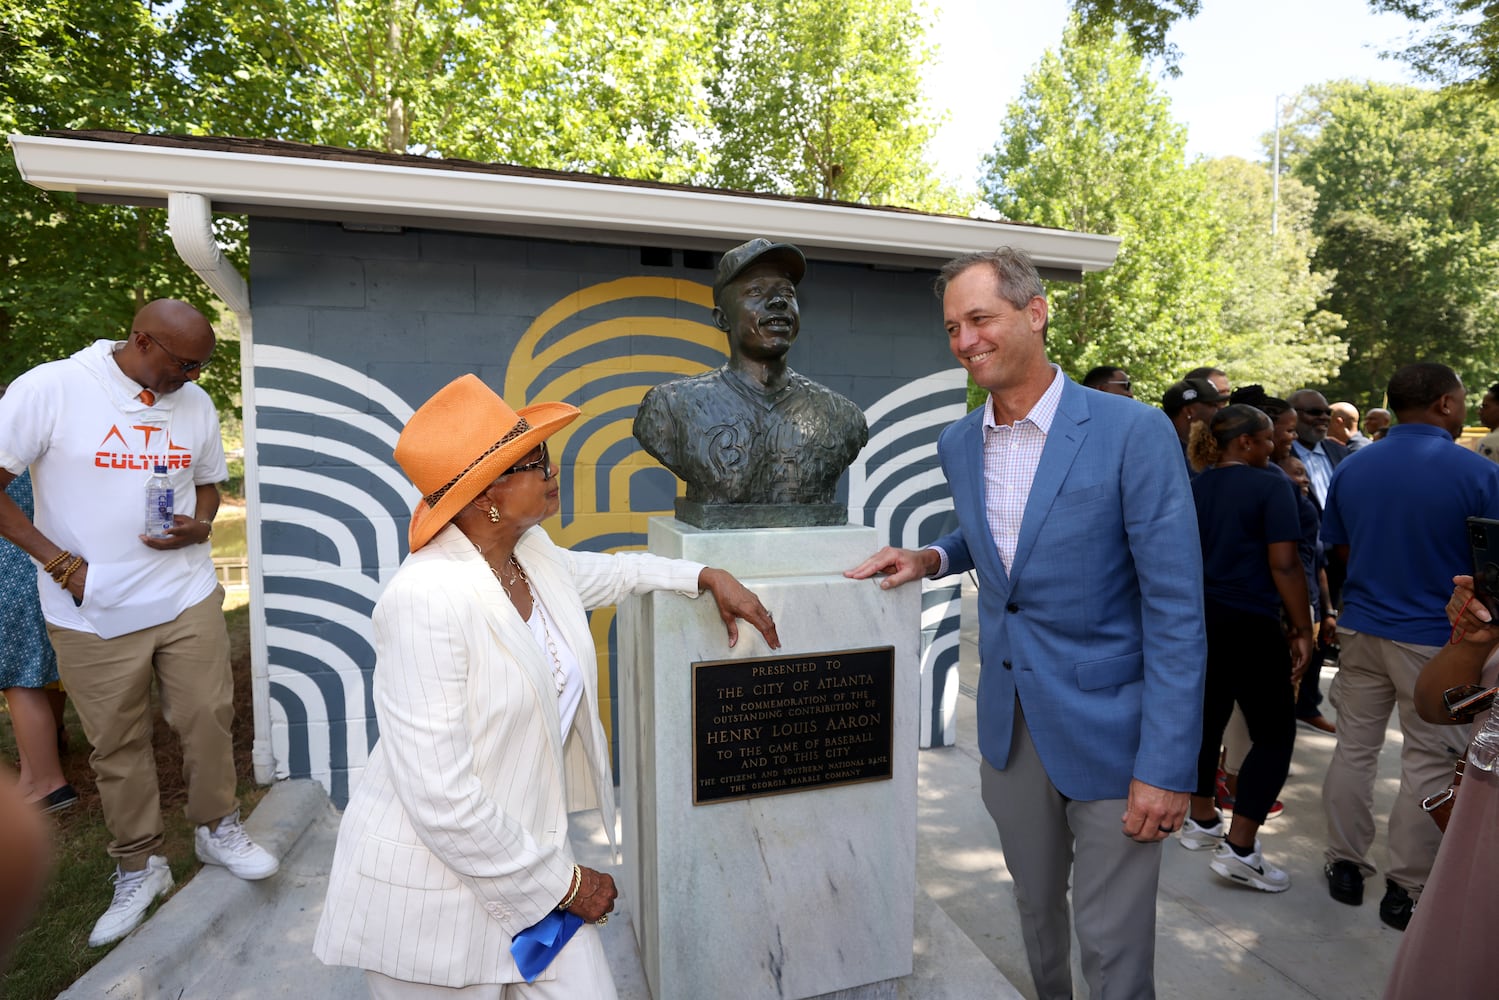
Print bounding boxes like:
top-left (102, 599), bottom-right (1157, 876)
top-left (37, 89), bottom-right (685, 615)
top-left (1319, 362), bottom-right (1499, 931)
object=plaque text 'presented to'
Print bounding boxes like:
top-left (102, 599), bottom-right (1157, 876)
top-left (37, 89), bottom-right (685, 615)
top-left (692, 646), bottom-right (894, 805)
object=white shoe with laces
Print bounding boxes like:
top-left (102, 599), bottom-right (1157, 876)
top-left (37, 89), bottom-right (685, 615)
top-left (1178, 813), bottom-right (1226, 851)
top-left (1210, 840), bottom-right (1291, 893)
top-left (88, 855), bottom-right (174, 947)
top-left (195, 809), bottom-right (279, 880)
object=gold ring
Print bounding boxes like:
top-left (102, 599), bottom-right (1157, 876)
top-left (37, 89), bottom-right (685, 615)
top-left (596, 914), bottom-right (609, 925)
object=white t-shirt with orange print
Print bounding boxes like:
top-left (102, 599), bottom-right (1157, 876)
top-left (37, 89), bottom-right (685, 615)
top-left (0, 340), bottom-right (227, 639)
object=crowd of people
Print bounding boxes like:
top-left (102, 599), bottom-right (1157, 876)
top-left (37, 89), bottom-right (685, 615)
top-left (6, 255), bottom-right (1497, 999)
top-left (1081, 358), bottom-right (1499, 993)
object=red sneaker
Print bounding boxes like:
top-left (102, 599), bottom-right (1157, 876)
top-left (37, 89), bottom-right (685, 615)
top-left (1215, 771), bottom-right (1236, 811)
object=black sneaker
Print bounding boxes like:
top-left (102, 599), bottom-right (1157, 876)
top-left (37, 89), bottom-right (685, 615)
top-left (38, 783), bottom-right (79, 814)
top-left (1380, 880), bottom-right (1414, 930)
top-left (1326, 859), bottom-right (1364, 905)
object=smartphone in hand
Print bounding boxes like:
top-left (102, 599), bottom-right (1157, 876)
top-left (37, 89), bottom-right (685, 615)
top-left (1467, 516), bottom-right (1499, 619)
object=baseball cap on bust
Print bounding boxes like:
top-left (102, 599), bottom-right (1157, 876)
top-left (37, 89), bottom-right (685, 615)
top-left (1162, 377), bottom-right (1226, 412)
top-left (713, 238), bottom-right (806, 304)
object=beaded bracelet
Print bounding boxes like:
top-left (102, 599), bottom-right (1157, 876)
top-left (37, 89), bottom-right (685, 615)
top-left (42, 551), bottom-right (72, 575)
top-left (48, 554), bottom-right (79, 583)
top-left (56, 555), bottom-right (84, 590)
top-left (557, 864), bottom-right (583, 911)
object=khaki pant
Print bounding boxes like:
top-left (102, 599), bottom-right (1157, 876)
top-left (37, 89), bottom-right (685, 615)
top-left (47, 586), bottom-right (237, 870)
top-left (1322, 628), bottom-right (1468, 895)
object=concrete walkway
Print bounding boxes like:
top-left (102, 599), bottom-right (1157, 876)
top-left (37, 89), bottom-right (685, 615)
top-left (65, 576), bottom-right (1411, 998)
top-left (922, 582), bottom-right (1408, 999)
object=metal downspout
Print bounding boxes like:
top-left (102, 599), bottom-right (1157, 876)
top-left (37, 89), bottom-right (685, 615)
top-left (167, 192), bottom-right (275, 786)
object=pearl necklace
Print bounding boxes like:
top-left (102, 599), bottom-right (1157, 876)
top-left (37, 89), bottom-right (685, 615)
top-left (478, 548), bottom-right (565, 697)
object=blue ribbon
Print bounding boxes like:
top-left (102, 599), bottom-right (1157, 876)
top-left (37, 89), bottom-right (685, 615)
top-left (510, 909), bottom-right (585, 983)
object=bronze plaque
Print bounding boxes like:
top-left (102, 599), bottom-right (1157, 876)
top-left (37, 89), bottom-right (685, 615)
top-left (692, 646), bottom-right (895, 805)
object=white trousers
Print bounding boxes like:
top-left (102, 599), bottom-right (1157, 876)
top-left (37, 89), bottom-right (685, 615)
top-left (364, 924), bottom-right (618, 1000)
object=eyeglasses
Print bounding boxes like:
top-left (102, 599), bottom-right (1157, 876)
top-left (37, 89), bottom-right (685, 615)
top-left (502, 442), bottom-right (553, 481)
top-left (1105, 379), bottom-right (1132, 391)
top-left (1295, 406), bottom-right (1332, 418)
top-left (139, 332), bottom-right (212, 373)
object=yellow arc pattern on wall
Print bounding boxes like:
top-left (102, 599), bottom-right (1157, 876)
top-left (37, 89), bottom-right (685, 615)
top-left (507, 276), bottom-right (725, 747)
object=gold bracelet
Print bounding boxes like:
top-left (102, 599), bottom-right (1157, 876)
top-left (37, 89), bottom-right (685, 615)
top-left (42, 551), bottom-right (71, 575)
top-left (57, 555), bottom-right (84, 589)
top-left (557, 864), bottom-right (583, 911)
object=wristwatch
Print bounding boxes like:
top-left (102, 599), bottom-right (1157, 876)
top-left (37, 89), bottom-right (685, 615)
top-left (198, 518), bottom-right (214, 542)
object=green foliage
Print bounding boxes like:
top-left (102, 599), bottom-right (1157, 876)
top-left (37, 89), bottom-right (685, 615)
top-left (1068, 0), bottom-right (1202, 74)
top-left (981, 21), bottom-right (1228, 407)
top-left (1284, 81), bottom-right (1499, 409)
top-left (1199, 157), bottom-right (1347, 395)
top-left (1370, 0), bottom-right (1499, 94)
top-left (1065, 0), bottom-right (1499, 88)
top-left (705, 0), bottom-right (963, 210)
top-left (0, 0), bottom-right (240, 408)
top-left (192, 0), bottom-right (716, 180)
top-left (2, 0), bottom-right (956, 392)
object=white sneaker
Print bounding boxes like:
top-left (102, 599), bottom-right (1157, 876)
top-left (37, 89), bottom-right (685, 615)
top-left (1178, 814), bottom-right (1226, 851)
top-left (88, 855), bottom-right (174, 947)
top-left (195, 809), bottom-right (279, 880)
top-left (1210, 841), bottom-right (1290, 893)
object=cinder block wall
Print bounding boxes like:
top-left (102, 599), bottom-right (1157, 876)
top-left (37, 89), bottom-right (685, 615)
top-left (248, 219), bottom-right (963, 804)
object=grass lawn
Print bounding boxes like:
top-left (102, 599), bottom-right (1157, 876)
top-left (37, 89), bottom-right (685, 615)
top-left (213, 501), bottom-right (247, 562)
top-left (0, 601), bottom-right (263, 999)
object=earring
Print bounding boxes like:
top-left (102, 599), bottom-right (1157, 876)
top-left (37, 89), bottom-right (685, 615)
top-left (488, 506), bottom-right (501, 524)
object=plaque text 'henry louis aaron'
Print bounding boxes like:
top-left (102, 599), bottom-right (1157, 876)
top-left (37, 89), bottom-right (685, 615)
top-left (692, 646), bottom-right (895, 805)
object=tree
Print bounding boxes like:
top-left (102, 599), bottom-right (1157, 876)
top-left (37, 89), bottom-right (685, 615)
top-left (1199, 157), bottom-right (1346, 394)
top-left (982, 20), bottom-right (1228, 405)
top-left (2, 0), bottom-right (957, 389)
top-left (1284, 81), bottom-right (1499, 409)
top-left (1070, 0), bottom-right (1499, 90)
top-left (1370, 0), bottom-right (1499, 93)
top-left (704, 0), bottom-right (963, 210)
top-left (188, 0), bottom-right (715, 180)
top-left (0, 0), bottom-right (235, 404)
top-left (1068, 0), bottom-right (1201, 73)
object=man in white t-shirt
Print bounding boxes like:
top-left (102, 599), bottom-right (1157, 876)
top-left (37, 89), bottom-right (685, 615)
top-left (0, 300), bottom-right (277, 948)
top-left (1475, 384), bottom-right (1499, 463)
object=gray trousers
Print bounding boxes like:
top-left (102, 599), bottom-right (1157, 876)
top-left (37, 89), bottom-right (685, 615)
top-left (981, 705), bottom-right (1164, 1000)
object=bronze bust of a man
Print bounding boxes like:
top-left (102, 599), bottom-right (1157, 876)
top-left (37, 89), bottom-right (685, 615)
top-left (633, 238), bottom-right (869, 529)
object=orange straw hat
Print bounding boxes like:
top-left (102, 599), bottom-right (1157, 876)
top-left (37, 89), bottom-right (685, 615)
top-left (395, 374), bottom-right (580, 551)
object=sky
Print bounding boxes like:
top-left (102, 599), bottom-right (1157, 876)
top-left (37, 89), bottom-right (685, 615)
top-left (924, 0), bottom-right (1428, 187)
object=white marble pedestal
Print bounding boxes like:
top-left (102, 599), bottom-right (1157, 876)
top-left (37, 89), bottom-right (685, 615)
top-left (618, 519), bottom-right (920, 1000)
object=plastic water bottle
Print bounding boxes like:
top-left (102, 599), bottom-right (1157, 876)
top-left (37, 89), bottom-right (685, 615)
top-left (1469, 706), bottom-right (1499, 771)
top-left (145, 465), bottom-right (174, 539)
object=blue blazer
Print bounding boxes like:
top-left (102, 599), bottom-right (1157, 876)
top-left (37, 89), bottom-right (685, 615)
top-left (934, 377), bottom-right (1206, 800)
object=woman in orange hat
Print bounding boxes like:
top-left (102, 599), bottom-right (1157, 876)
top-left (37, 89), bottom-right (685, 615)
top-left (315, 375), bottom-right (778, 997)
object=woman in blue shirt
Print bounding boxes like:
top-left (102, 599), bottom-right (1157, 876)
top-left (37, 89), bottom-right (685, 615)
top-left (1180, 405), bottom-right (1312, 891)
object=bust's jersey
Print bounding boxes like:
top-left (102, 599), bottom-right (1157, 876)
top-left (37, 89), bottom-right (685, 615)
top-left (634, 365), bottom-right (868, 505)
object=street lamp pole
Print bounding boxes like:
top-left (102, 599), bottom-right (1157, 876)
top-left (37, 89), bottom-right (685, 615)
top-left (1271, 93), bottom-right (1286, 238)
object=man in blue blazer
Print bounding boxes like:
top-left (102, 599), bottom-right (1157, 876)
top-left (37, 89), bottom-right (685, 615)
top-left (849, 248), bottom-right (1205, 1000)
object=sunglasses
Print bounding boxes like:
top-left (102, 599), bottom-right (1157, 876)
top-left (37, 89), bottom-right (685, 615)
top-left (1442, 683), bottom-right (1498, 723)
top-left (1295, 406), bottom-right (1332, 418)
top-left (140, 331), bottom-right (212, 373)
top-left (502, 442), bottom-right (554, 481)
top-left (1106, 379), bottom-right (1132, 390)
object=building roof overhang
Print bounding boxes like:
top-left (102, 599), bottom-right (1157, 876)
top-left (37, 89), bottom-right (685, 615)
top-left (9, 131), bottom-right (1119, 278)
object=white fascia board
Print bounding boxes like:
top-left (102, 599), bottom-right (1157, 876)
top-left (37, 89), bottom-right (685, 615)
top-left (10, 133), bottom-right (1119, 272)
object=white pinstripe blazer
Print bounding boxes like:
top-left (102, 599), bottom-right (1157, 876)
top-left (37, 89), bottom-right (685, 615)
top-left (313, 523), bottom-right (703, 987)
